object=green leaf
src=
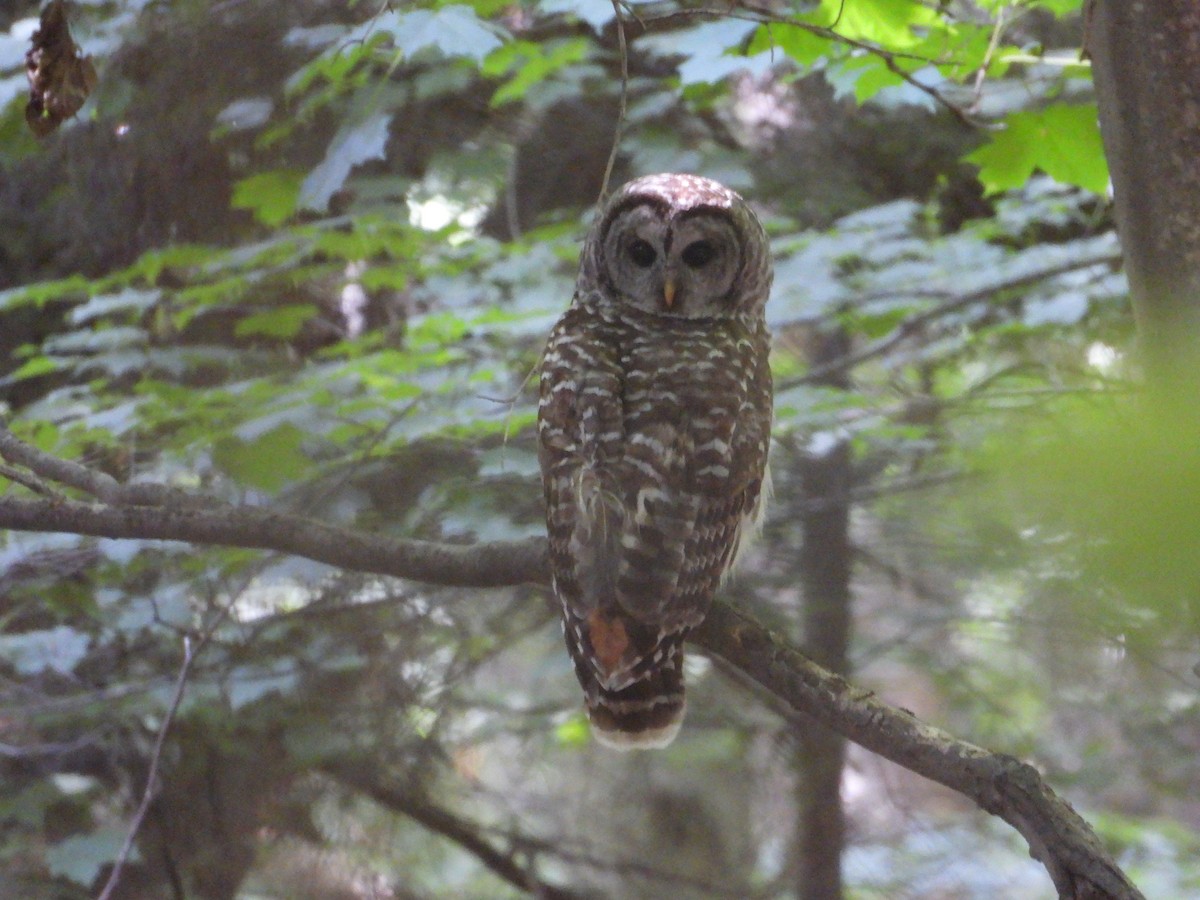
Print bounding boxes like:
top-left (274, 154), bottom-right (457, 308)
top-left (234, 304), bottom-right (318, 340)
top-left (486, 38), bottom-right (590, 106)
top-left (367, 6), bottom-right (506, 63)
top-left (0, 355), bottom-right (62, 384)
top-left (300, 112), bottom-right (393, 211)
top-left (1023, 0), bottom-right (1083, 16)
top-left (0, 627), bottom-right (90, 676)
top-left (966, 104), bottom-right (1109, 195)
top-left (46, 829), bottom-right (137, 886)
top-left (746, 24), bottom-right (828, 67)
top-left (555, 713), bottom-right (591, 748)
top-left (231, 170), bottom-right (304, 227)
top-left (811, 0), bottom-right (942, 49)
top-left (213, 423), bottom-right (310, 491)
top-left (831, 54), bottom-right (906, 104)
top-left (0, 780), bottom-right (63, 827)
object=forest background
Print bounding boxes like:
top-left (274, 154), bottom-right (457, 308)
top-left (0, 1), bottom-right (1196, 898)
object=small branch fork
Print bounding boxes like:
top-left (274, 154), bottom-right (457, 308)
top-left (0, 425), bottom-right (1142, 898)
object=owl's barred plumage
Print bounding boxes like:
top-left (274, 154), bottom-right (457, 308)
top-left (538, 174), bottom-right (773, 749)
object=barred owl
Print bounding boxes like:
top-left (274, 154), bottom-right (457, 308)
top-left (538, 174), bottom-right (773, 749)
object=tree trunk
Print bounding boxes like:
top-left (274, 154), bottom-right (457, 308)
top-left (790, 330), bottom-right (854, 900)
top-left (1087, 0), bottom-right (1200, 390)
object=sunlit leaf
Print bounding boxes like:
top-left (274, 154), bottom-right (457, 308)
top-left (555, 713), bottom-right (591, 748)
top-left (829, 53), bottom-right (906, 104)
top-left (0, 354), bottom-right (63, 384)
top-left (966, 104), bottom-right (1109, 195)
top-left (232, 170), bottom-right (304, 227)
top-left (746, 24), bottom-right (828, 67)
top-left (485, 38), bottom-right (589, 106)
top-left (810, 0), bottom-right (942, 49)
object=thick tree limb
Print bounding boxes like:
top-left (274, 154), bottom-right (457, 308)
top-left (0, 432), bottom-right (1141, 898)
top-left (692, 604), bottom-right (1143, 900)
top-left (0, 495), bottom-right (545, 588)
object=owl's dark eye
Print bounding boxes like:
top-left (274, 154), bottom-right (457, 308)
top-left (681, 240), bottom-right (716, 268)
top-left (627, 238), bottom-right (657, 268)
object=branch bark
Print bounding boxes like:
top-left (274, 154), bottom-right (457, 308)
top-left (0, 495), bottom-right (545, 588)
top-left (0, 430), bottom-right (1142, 898)
top-left (692, 604), bottom-right (1142, 900)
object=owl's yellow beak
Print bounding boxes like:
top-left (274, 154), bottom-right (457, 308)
top-left (663, 278), bottom-right (676, 309)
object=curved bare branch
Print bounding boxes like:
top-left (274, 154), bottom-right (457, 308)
top-left (693, 603), bottom-right (1143, 900)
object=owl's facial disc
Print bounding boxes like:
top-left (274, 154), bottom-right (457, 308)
top-left (602, 205), bottom-right (671, 315)
top-left (601, 201), bottom-right (744, 318)
top-left (664, 214), bottom-right (741, 318)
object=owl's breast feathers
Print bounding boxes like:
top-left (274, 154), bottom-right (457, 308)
top-left (538, 301), bottom-right (772, 748)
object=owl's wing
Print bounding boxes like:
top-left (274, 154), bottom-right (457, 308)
top-left (538, 308), bottom-right (626, 617)
top-left (539, 311), bottom-right (694, 689)
top-left (626, 323), bottom-right (774, 634)
top-left (610, 420), bottom-right (699, 623)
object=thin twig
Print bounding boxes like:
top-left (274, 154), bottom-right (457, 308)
top-left (970, 4), bottom-right (1007, 112)
top-left (598, 0), bottom-right (630, 204)
top-left (0, 462), bottom-right (65, 500)
top-left (95, 543), bottom-right (286, 898)
top-left (96, 636), bottom-right (194, 900)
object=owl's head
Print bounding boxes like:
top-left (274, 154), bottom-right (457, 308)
top-left (580, 173), bottom-right (772, 320)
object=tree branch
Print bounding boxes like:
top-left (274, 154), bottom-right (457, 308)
top-left (779, 248), bottom-right (1123, 390)
top-left (0, 495), bottom-right (545, 588)
top-left (692, 603), bottom-right (1144, 900)
top-left (0, 431), bottom-right (1141, 897)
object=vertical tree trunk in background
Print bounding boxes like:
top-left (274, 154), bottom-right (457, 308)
top-left (1087, 1), bottom-right (1200, 390)
top-left (790, 331), bottom-right (854, 900)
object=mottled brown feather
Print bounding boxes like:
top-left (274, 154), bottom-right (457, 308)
top-left (538, 174), bottom-right (772, 749)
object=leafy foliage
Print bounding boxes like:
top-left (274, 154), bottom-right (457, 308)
top-left (0, 0), bottom-right (1194, 897)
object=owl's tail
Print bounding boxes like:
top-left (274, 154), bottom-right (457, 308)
top-left (563, 609), bottom-right (689, 750)
top-left (587, 665), bottom-right (686, 750)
